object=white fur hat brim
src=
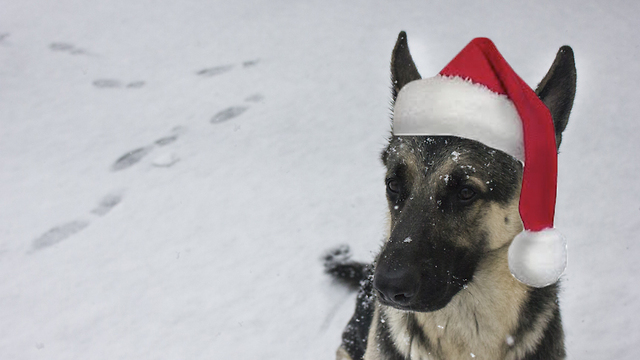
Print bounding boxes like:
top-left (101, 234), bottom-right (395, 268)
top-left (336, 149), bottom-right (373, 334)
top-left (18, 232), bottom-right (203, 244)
top-left (393, 75), bottom-right (525, 162)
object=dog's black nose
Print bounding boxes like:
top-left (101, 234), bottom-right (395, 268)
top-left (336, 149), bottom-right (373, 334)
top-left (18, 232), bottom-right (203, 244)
top-left (373, 265), bottom-right (418, 307)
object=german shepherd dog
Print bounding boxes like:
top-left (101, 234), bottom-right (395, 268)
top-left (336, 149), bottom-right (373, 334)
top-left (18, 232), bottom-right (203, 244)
top-left (325, 32), bottom-right (576, 360)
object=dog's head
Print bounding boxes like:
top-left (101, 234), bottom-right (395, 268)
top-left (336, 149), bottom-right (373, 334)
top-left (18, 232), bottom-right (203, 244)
top-left (373, 32), bottom-right (576, 312)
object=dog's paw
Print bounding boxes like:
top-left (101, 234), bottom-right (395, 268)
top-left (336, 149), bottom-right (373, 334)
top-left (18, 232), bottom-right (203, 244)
top-left (323, 244), bottom-right (353, 268)
top-left (323, 245), bottom-right (370, 290)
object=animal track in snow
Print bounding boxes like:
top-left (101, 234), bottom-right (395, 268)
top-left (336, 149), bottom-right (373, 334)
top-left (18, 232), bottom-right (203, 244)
top-left (126, 81), bottom-right (146, 88)
top-left (91, 192), bottom-right (124, 216)
top-left (210, 92), bottom-right (266, 125)
top-left (93, 79), bottom-right (145, 89)
top-left (30, 191), bottom-right (125, 252)
top-left (0, 33), bottom-right (9, 43)
top-left (111, 147), bottom-right (153, 171)
top-left (110, 128), bottom-right (184, 171)
top-left (154, 135), bottom-right (178, 146)
top-left (93, 79), bottom-right (122, 88)
top-left (196, 58), bottom-right (260, 78)
top-left (210, 106), bottom-right (249, 124)
top-left (49, 42), bottom-right (90, 55)
top-left (242, 59), bottom-right (260, 68)
top-left (197, 65), bottom-right (234, 77)
top-left (30, 220), bottom-right (90, 251)
top-left (244, 93), bottom-right (264, 103)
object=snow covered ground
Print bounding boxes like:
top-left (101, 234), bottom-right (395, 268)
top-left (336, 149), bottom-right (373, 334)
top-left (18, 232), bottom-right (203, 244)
top-left (1, 0), bottom-right (638, 359)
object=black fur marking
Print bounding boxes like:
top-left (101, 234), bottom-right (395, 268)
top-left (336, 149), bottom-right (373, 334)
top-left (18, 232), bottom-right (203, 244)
top-left (522, 305), bottom-right (566, 360)
top-left (513, 284), bottom-right (565, 359)
top-left (377, 311), bottom-right (406, 360)
top-left (406, 313), bottom-right (433, 354)
top-left (513, 285), bottom-right (557, 338)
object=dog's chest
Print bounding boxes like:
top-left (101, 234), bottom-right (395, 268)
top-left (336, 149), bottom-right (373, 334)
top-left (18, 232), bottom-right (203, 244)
top-left (382, 302), bottom-right (515, 360)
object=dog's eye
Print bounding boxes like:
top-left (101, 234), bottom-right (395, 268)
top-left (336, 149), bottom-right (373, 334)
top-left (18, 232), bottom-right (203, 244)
top-left (386, 179), bottom-right (400, 194)
top-left (458, 187), bottom-right (476, 201)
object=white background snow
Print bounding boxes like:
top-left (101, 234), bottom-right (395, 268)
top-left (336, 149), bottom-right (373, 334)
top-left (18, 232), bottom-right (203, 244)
top-left (1, 0), bottom-right (638, 359)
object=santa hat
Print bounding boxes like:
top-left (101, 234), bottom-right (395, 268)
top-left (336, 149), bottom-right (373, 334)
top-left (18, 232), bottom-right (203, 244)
top-left (393, 38), bottom-right (567, 288)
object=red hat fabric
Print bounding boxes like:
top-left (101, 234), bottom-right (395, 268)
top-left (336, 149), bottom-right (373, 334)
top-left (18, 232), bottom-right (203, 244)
top-left (440, 38), bottom-right (558, 233)
top-left (392, 38), bottom-right (566, 287)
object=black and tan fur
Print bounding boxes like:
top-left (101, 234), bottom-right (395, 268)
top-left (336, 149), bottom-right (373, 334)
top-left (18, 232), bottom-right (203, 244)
top-left (325, 32), bottom-right (576, 360)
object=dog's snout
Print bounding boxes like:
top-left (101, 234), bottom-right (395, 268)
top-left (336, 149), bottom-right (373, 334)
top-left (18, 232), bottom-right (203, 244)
top-left (373, 265), bottom-right (418, 307)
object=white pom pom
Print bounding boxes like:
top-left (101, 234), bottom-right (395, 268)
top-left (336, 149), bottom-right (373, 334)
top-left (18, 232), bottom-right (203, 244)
top-left (508, 228), bottom-right (567, 287)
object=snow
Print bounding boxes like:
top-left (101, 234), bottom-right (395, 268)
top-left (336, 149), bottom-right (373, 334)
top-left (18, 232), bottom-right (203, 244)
top-left (451, 151), bottom-right (461, 162)
top-left (151, 152), bottom-right (180, 167)
top-left (0, 0), bottom-right (638, 359)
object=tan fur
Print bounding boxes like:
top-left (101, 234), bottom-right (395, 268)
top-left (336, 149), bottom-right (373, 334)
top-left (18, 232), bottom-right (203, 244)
top-left (478, 190), bottom-right (523, 250)
top-left (337, 346), bottom-right (355, 360)
top-left (364, 305), bottom-right (383, 360)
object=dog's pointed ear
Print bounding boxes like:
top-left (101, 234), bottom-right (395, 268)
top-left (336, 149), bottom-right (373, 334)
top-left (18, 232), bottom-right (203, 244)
top-left (535, 46), bottom-right (577, 149)
top-left (391, 31), bottom-right (421, 100)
